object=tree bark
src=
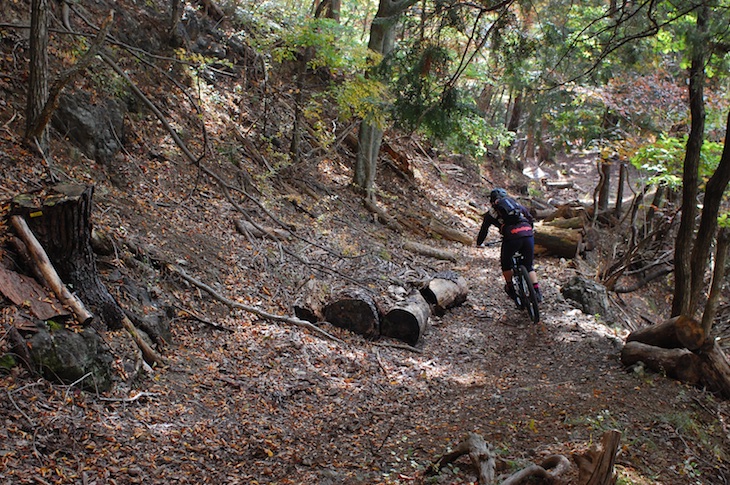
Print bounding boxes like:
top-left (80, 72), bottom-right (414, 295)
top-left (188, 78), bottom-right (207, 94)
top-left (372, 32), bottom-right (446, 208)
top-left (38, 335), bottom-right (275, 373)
top-left (381, 290), bottom-right (430, 346)
top-left (26, 0), bottom-right (50, 151)
top-left (690, 110), bottom-right (730, 314)
top-left (404, 240), bottom-right (457, 262)
top-left (427, 433), bottom-right (495, 484)
top-left (672, 5), bottom-right (707, 317)
top-left (354, 0), bottom-right (419, 198)
top-left (620, 341), bottom-right (703, 385)
top-left (9, 216), bottom-right (93, 325)
top-left (697, 341), bottom-right (730, 398)
top-left (573, 430), bottom-right (621, 485)
top-left (625, 315), bottom-right (706, 351)
top-left (534, 224), bottom-right (583, 258)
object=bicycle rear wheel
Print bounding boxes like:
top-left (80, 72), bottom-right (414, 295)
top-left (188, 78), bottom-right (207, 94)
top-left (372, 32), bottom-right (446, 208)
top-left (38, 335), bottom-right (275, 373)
top-left (517, 265), bottom-right (540, 323)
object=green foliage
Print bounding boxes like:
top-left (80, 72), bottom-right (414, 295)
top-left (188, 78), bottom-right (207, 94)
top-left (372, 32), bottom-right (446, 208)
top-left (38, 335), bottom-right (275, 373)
top-left (272, 18), bottom-right (373, 72)
top-left (546, 90), bottom-right (608, 151)
top-left (630, 135), bottom-right (724, 188)
top-left (335, 75), bottom-right (390, 128)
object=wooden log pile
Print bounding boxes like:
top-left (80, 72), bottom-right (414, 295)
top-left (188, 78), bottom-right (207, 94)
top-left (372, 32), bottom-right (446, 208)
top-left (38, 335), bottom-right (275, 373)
top-left (295, 270), bottom-right (469, 347)
top-left (621, 315), bottom-right (730, 398)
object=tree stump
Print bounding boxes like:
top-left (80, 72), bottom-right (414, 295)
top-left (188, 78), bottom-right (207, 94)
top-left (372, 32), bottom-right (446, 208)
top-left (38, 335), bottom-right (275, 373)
top-left (420, 271), bottom-right (468, 314)
top-left (381, 290), bottom-right (430, 346)
top-left (323, 288), bottom-right (380, 338)
top-left (12, 184), bottom-right (125, 329)
top-left (573, 429), bottom-right (621, 485)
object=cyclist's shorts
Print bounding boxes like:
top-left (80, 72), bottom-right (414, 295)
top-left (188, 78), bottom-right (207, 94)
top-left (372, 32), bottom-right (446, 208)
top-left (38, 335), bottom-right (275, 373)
top-left (500, 236), bottom-right (535, 272)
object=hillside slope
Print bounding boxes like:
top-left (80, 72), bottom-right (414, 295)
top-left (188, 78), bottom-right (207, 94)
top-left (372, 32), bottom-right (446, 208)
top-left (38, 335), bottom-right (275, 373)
top-left (1, 1), bottom-right (730, 484)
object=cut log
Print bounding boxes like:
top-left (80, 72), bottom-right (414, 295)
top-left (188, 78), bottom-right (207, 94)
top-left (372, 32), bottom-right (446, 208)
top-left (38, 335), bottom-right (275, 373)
top-left (573, 429), bottom-right (621, 485)
top-left (543, 180), bottom-right (574, 189)
top-left (429, 218), bottom-right (473, 245)
top-left (12, 185), bottom-right (125, 329)
top-left (544, 216), bottom-right (585, 229)
top-left (420, 271), bottom-right (468, 313)
top-left (404, 240), bottom-right (457, 262)
top-left (534, 223), bottom-right (582, 258)
top-left (381, 290), bottom-right (430, 346)
top-left (698, 341), bottom-right (730, 398)
top-left (293, 279), bottom-right (326, 323)
top-left (323, 288), bottom-right (380, 338)
top-left (626, 315), bottom-right (706, 351)
top-left (620, 341), bottom-right (703, 385)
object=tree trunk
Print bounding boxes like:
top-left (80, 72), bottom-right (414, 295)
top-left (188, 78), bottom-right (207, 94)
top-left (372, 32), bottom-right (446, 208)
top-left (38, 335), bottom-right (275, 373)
top-left (697, 341), bottom-right (730, 398)
top-left (26, 0), bottom-right (50, 151)
top-left (701, 227), bottom-right (730, 335)
top-left (420, 271), bottom-right (467, 314)
top-left (620, 341), bottom-right (703, 385)
top-left (323, 288), bottom-right (381, 338)
top-left (672, 5), bottom-right (707, 317)
top-left (625, 315), bottom-right (706, 351)
top-left (354, 0), bottom-right (419, 197)
top-left (12, 184), bottom-right (126, 330)
top-left (381, 290), bottom-right (430, 346)
top-left (534, 224), bottom-right (583, 258)
top-left (690, 110), bottom-right (730, 315)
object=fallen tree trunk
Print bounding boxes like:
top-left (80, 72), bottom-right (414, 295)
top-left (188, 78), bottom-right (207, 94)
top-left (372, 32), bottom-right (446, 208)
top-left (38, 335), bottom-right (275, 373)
top-left (420, 271), bottom-right (468, 313)
top-left (626, 315), bottom-right (706, 351)
top-left (381, 290), bottom-right (430, 346)
top-left (323, 288), bottom-right (381, 339)
top-left (404, 240), bottom-right (457, 262)
top-left (534, 223), bottom-right (582, 258)
top-left (429, 218), bottom-right (473, 245)
top-left (620, 341), bottom-right (703, 385)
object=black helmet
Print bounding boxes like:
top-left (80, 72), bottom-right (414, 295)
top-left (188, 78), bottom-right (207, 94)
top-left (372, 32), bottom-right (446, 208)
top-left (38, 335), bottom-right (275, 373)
top-left (490, 188), bottom-right (508, 204)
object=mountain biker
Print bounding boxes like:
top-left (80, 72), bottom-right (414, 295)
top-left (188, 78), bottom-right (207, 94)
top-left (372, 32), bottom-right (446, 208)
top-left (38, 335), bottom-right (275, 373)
top-left (476, 188), bottom-right (542, 303)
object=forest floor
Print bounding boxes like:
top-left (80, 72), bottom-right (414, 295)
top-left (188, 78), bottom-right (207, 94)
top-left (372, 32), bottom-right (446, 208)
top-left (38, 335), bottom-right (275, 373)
top-left (2, 136), bottom-right (729, 485)
top-left (2, 0), bottom-right (730, 483)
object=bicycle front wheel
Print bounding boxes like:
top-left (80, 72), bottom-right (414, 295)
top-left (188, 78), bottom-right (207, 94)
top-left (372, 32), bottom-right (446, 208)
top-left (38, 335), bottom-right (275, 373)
top-left (517, 265), bottom-right (540, 323)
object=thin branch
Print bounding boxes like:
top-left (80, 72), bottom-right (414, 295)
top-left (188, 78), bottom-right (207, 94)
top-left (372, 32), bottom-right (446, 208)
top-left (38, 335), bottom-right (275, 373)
top-left (167, 263), bottom-right (345, 344)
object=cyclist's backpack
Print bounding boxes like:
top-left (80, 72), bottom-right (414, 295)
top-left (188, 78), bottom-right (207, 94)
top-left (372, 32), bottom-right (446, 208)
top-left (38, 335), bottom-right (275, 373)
top-left (494, 197), bottom-right (525, 224)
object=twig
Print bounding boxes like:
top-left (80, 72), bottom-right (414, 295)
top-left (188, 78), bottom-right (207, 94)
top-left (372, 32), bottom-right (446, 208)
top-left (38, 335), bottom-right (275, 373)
top-left (6, 389), bottom-right (35, 427)
top-left (98, 392), bottom-right (158, 403)
top-left (64, 372), bottom-right (93, 401)
top-left (374, 341), bottom-right (423, 354)
top-left (167, 263), bottom-right (345, 344)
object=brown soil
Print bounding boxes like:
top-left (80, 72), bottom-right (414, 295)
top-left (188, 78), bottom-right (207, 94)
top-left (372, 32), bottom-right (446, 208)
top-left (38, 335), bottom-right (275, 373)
top-left (1, 1), bottom-right (729, 484)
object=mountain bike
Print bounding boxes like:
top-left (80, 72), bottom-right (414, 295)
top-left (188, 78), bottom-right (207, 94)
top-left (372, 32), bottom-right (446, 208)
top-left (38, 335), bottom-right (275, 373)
top-left (511, 250), bottom-right (540, 324)
top-left (482, 241), bottom-right (540, 324)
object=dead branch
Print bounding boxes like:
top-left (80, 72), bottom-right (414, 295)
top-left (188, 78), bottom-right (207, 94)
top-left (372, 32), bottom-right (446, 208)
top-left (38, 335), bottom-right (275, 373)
top-left (428, 433), bottom-right (496, 484)
top-left (10, 216), bottom-right (93, 325)
top-left (403, 241), bottom-right (458, 262)
top-left (167, 263), bottom-right (345, 344)
top-left (175, 305), bottom-right (235, 333)
top-left (500, 454), bottom-right (572, 485)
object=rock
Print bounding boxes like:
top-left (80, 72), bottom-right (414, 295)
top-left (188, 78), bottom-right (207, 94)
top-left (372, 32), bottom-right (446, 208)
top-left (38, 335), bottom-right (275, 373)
top-left (560, 275), bottom-right (610, 317)
top-left (52, 92), bottom-right (125, 165)
top-left (27, 321), bottom-right (114, 392)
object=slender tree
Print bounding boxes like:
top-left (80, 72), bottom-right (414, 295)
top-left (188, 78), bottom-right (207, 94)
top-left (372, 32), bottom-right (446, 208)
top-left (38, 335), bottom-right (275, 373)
top-left (25, 0), bottom-right (50, 152)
